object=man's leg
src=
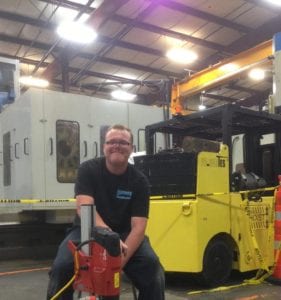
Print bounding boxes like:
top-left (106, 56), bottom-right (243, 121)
top-left (123, 236), bottom-right (165, 300)
top-left (46, 226), bottom-right (81, 300)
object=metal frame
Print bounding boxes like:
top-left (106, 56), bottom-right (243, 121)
top-left (145, 103), bottom-right (281, 185)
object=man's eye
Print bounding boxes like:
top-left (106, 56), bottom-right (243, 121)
top-left (105, 140), bottom-right (130, 146)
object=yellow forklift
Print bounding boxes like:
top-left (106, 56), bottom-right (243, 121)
top-left (134, 104), bottom-right (281, 287)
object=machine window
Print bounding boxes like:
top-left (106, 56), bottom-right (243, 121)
top-left (56, 120), bottom-right (80, 183)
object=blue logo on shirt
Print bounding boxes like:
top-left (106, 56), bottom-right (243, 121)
top-left (116, 189), bottom-right (132, 200)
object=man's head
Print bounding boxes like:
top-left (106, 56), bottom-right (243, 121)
top-left (103, 124), bottom-right (133, 173)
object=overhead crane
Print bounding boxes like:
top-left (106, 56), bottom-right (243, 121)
top-left (171, 39), bottom-right (273, 115)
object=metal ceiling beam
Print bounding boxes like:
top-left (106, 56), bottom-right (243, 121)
top-left (171, 39), bottom-right (273, 115)
top-left (38, 0), bottom-right (237, 57)
top-left (0, 10), bottom-right (54, 29)
top-left (204, 93), bottom-right (236, 103)
top-left (69, 1), bottom-right (160, 84)
top-left (93, 56), bottom-right (182, 78)
top-left (41, 0), bottom-right (129, 80)
top-left (0, 52), bottom-right (167, 86)
top-left (0, 33), bottom-right (182, 78)
top-left (2, 51), bottom-right (167, 105)
top-left (0, 6), bottom-right (251, 75)
top-left (112, 15), bottom-right (230, 53)
top-left (51, 78), bottom-right (162, 105)
top-left (40, 0), bottom-right (251, 34)
top-left (198, 13), bottom-right (281, 70)
top-left (39, 0), bottom-right (93, 14)
top-left (151, 0), bottom-right (251, 33)
top-left (226, 83), bottom-right (260, 95)
top-left (229, 16), bottom-right (281, 54)
top-left (0, 10), bottom-right (165, 57)
top-left (238, 89), bottom-right (271, 107)
top-left (0, 33), bottom-right (58, 51)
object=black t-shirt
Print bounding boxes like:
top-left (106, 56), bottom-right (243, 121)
top-left (74, 157), bottom-right (150, 233)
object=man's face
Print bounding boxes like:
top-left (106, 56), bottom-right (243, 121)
top-left (103, 129), bottom-right (133, 167)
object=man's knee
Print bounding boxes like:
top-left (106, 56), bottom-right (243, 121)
top-left (50, 258), bottom-right (73, 279)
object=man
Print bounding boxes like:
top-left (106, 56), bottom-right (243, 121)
top-left (47, 124), bottom-right (165, 300)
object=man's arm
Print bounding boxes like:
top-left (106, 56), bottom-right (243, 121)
top-left (76, 194), bottom-right (129, 255)
top-left (76, 194), bottom-right (108, 228)
top-left (121, 216), bottom-right (147, 268)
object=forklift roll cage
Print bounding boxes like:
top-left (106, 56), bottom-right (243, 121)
top-left (145, 103), bottom-right (281, 188)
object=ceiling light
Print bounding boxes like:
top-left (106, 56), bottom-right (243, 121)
top-left (198, 104), bottom-right (206, 110)
top-left (266, 0), bottom-right (281, 6)
top-left (57, 21), bottom-right (97, 43)
top-left (198, 91), bottom-right (206, 110)
top-left (166, 48), bottom-right (198, 64)
top-left (111, 90), bottom-right (136, 101)
top-left (19, 76), bottom-right (49, 88)
top-left (248, 68), bottom-right (265, 81)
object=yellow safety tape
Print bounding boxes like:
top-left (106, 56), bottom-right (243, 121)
top-left (2, 186), bottom-right (276, 203)
top-left (150, 194), bottom-right (196, 200)
top-left (187, 279), bottom-right (265, 295)
top-left (0, 198), bottom-right (76, 204)
top-left (187, 185), bottom-right (279, 295)
top-left (239, 186), bottom-right (278, 194)
top-left (150, 186), bottom-right (277, 200)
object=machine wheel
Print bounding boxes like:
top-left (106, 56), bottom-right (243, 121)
top-left (198, 239), bottom-right (233, 287)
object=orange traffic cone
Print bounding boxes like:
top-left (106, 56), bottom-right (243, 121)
top-left (268, 175), bottom-right (281, 284)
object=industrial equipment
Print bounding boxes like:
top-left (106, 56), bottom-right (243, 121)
top-left (68, 227), bottom-right (121, 299)
top-left (134, 104), bottom-right (281, 286)
top-left (0, 88), bottom-right (166, 223)
top-left (50, 205), bottom-right (121, 300)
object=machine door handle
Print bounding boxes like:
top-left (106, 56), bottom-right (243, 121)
top-left (93, 141), bottom-right (98, 158)
top-left (14, 143), bottom-right (20, 159)
top-left (49, 137), bottom-right (53, 156)
top-left (83, 141), bottom-right (88, 157)
top-left (24, 137), bottom-right (29, 155)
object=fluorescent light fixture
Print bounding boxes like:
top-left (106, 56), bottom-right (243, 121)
top-left (166, 48), bottom-right (198, 64)
top-left (111, 90), bottom-right (136, 101)
top-left (19, 76), bottom-right (49, 88)
top-left (248, 68), bottom-right (265, 81)
top-left (57, 21), bottom-right (97, 43)
top-left (266, 0), bottom-right (281, 6)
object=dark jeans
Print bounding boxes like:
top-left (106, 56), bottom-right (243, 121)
top-left (46, 226), bottom-right (165, 300)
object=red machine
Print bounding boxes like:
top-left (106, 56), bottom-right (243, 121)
top-left (68, 226), bottom-right (121, 299)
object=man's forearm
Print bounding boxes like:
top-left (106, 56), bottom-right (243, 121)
top-left (122, 229), bottom-right (145, 268)
top-left (76, 195), bottom-right (110, 229)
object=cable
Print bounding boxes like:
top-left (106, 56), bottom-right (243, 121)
top-left (50, 249), bottom-right (79, 300)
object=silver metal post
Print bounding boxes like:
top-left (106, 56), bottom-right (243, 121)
top-left (80, 204), bottom-right (95, 255)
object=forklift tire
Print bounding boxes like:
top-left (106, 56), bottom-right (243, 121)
top-left (198, 239), bottom-right (233, 287)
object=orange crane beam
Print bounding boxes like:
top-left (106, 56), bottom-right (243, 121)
top-left (171, 40), bottom-right (273, 115)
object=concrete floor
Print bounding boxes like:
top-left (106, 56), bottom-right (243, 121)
top-left (1, 259), bottom-right (281, 299)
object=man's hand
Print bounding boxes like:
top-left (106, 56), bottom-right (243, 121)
top-left (120, 217), bottom-right (147, 269)
top-left (120, 240), bottom-right (128, 268)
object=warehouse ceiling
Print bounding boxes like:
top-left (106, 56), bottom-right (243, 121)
top-left (0, 0), bottom-right (281, 111)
